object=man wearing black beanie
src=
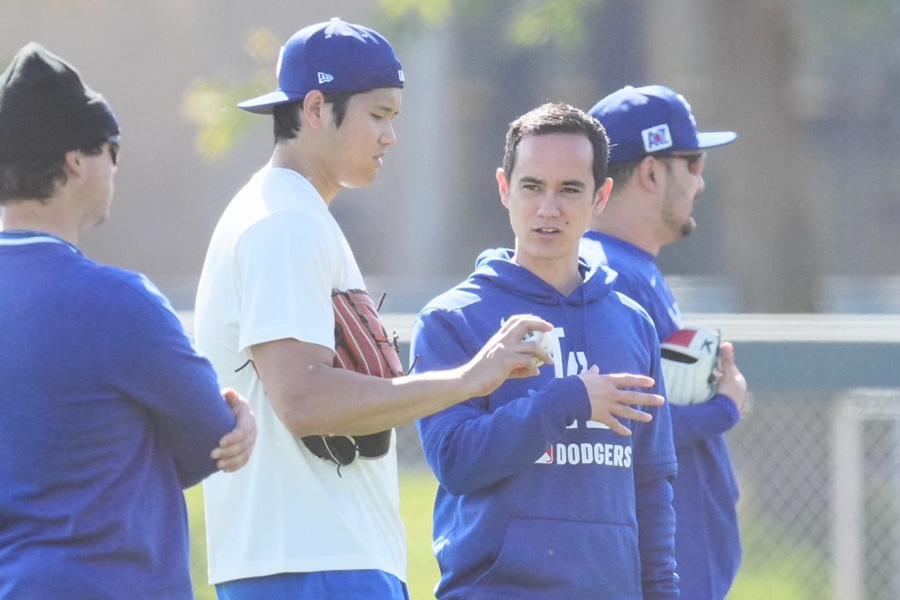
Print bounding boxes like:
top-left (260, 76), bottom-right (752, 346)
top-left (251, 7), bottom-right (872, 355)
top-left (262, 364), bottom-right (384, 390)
top-left (0, 43), bottom-right (257, 599)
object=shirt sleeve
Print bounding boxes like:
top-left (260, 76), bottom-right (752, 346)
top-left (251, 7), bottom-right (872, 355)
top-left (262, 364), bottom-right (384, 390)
top-left (234, 211), bottom-right (339, 353)
top-left (636, 474), bottom-right (679, 600)
top-left (103, 274), bottom-right (236, 488)
top-left (669, 394), bottom-right (741, 449)
top-left (631, 331), bottom-right (678, 598)
top-left (412, 308), bottom-right (591, 496)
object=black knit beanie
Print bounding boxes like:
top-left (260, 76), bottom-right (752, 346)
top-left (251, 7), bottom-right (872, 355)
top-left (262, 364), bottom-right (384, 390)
top-left (0, 42), bottom-right (119, 161)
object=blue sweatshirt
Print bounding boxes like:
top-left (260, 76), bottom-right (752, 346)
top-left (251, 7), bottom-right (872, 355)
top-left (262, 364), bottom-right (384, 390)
top-left (412, 250), bottom-right (678, 600)
top-left (582, 231), bottom-right (741, 600)
top-left (0, 232), bottom-right (235, 599)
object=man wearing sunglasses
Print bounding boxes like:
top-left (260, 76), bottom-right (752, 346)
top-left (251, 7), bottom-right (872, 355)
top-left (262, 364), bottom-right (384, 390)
top-left (194, 18), bottom-right (550, 600)
top-left (0, 43), bottom-right (256, 599)
top-left (582, 85), bottom-right (748, 600)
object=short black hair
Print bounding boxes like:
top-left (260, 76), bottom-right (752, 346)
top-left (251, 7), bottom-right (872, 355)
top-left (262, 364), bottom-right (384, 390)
top-left (0, 139), bottom-right (106, 203)
top-left (273, 91), bottom-right (357, 143)
top-left (606, 161), bottom-right (640, 190)
top-left (502, 103), bottom-right (610, 191)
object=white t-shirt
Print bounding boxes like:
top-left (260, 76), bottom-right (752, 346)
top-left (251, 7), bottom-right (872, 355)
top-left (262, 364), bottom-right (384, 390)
top-left (194, 165), bottom-right (406, 585)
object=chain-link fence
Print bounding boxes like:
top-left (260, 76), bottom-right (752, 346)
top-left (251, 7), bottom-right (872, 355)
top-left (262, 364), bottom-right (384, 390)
top-left (394, 383), bottom-right (900, 599)
top-left (178, 310), bottom-right (900, 598)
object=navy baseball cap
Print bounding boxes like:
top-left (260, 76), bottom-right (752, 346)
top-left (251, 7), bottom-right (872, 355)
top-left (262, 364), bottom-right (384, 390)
top-left (238, 17), bottom-right (405, 114)
top-left (589, 85), bottom-right (737, 163)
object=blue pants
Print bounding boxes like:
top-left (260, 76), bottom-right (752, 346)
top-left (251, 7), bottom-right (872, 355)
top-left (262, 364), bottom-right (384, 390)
top-left (215, 570), bottom-right (410, 600)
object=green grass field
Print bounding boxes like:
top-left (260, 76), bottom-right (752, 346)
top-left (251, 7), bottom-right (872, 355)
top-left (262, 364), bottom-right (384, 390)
top-left (186, 471), bottom-right (816, 599)
top-left (186, 471), bottom-right (441, 600)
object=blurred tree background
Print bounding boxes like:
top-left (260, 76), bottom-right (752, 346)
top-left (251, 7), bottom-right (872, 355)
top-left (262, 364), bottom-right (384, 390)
top-left (1, 0), bottom-right (899, 313)
top-left (4, 2), bottom-right (900, 599)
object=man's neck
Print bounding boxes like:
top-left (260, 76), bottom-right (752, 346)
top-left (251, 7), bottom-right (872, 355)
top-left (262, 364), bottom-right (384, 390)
top-left (1, 201), bottom-right (80, 245)
top-left (271, 142), bottom-right (340, 206)
top-left (512, 252), bottom-right (583, 296)
top-left (589, 207), bottom-right (662, 257)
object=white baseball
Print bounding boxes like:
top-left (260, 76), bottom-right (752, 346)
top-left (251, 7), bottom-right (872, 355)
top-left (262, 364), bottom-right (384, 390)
top-left (523, 330), bottom-right (554, 367)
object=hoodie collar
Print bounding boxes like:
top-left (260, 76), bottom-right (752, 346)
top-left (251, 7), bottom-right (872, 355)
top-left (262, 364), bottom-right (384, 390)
top-left (472, 247), bottom-right (617, 306)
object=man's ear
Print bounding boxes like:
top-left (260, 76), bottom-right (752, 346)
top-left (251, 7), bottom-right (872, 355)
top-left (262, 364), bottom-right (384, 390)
top-left (637, 155), bottom-right (663, 192)
top-left (496, 168), bottom-right (511, 210)
top-left (301, 90), bottom-right (327, 130)
top-left (592, 177), bottom-right (613, 216)
top-left (63, 150), bottom-right (84, 178)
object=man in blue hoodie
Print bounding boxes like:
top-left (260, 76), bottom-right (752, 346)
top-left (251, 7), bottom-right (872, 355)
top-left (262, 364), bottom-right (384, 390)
top-left (583, 85), bottom-right (748, 600)
top-left (412, 103), bottom-right (679, 599)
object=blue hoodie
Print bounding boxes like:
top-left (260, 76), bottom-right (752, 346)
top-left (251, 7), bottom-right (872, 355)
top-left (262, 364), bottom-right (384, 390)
top-left (582, 231), bottom-right (741, 600)
top-left (412, 250), bottom-right (678, 600)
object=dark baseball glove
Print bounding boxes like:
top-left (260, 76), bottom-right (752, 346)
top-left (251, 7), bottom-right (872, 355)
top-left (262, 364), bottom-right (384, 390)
top-left (301, 289), bottom-right (402, 471)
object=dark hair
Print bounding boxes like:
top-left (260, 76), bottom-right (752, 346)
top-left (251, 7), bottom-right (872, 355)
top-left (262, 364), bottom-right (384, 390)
top-left (273, 91), bottom-right (357, 143)
top-left (502, 103), bottom-right (610, 190)
top-left (606, 161), bottom-right (640, 189)
top-left (0, 140), bottom-right (105, 203)
top-left (607, 153), bottom-right (685, 193)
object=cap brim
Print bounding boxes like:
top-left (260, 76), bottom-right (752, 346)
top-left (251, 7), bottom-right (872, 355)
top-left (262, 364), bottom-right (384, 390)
top-left (697, 131), bottom-right (738, 149)
top-left (237, 90), bottom-right (300, 115)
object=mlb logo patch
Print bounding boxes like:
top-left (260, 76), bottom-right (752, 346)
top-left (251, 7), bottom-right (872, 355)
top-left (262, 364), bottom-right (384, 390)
top-left (642, 124), bottom-right (673, 153)
top-left (535, 446), bottom-right (554, 464)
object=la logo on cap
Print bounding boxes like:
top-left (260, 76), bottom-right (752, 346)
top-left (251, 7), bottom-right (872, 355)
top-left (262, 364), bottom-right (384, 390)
top-left (642, 124), bottom-right (673, 153)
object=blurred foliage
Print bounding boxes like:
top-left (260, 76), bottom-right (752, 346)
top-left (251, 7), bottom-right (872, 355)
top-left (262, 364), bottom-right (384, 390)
top-left (378, 0), bottom-right (593, 47)
top-left (815, 0), bottom-right (894, 39)
top-left (379, 0), bottom-right (454, 27)
top-left (180, 27), bottom-right (280, 162)
top-left (181, 1), bottom-right (600, 161)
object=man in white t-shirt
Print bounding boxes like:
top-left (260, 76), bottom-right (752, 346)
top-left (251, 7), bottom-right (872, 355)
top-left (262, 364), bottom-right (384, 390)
top-left (195, 18), bottom-right (553, 600)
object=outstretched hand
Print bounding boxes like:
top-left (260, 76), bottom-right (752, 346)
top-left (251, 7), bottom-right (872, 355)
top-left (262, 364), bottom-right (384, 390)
top-left (579, 367), bottom-right (665, 436)
top-left (211, 388), bottom-right (257, 472)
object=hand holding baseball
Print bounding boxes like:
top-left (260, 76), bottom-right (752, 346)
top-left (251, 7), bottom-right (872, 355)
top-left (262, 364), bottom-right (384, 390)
top-left (458, 314), bottom-right (553, 398)
top-left (522, 329), bottom-right (554, 367)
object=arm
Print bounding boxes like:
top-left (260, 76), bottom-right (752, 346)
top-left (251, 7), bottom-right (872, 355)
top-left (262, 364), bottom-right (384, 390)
top-left (234, 214), bottom-right (551, 437)
top-left (670, 341), bottom-right (747, 449)
top-left (210, 389), bottom-right (257, 472)
top-left (413, 310), bottom-right (666, 495)
top-left (636, 474), bottom-right (679, 600)
top-left (413, 310), bottom-right (588, 494)
top-left (418, 378), bottom-right (590, 495)
top-left (251, 313), bottom-right (553, 437)
top-left (105, 275), bottom-right (244, 488)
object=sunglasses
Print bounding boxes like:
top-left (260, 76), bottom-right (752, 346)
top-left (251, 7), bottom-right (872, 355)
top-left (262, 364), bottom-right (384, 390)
top-left (107, 135), bottom-right (120, 166)
top-left (663, 151), bottom-right (706, 175)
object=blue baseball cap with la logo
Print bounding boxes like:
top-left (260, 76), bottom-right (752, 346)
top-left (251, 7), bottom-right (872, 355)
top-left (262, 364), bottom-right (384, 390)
top-left (589, 85), bottom-right (737, 163)
top-left (238, 17), bottom-right (405, 114)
